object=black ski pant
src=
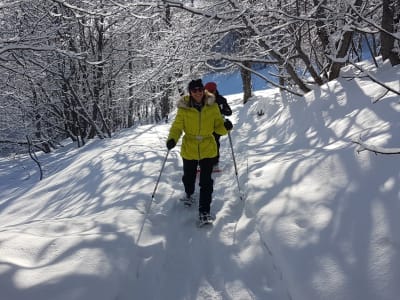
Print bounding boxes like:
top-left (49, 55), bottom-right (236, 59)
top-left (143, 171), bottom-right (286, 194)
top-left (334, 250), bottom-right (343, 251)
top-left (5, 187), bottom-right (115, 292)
top-left (213, 132), bottom-right (221, 165)
top-left (182, 157), bottom-right (214, 214)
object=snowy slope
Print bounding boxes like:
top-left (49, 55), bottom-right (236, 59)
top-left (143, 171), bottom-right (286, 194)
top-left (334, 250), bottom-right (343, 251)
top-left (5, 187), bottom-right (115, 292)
top-left (1, 59), bottom-right (399, 300)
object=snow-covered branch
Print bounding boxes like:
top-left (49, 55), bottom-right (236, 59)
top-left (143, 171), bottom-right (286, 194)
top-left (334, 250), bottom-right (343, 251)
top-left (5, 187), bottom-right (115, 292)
top-left (353, 136), bottom-right (400, 155)
top-left (348, 2), bottom-right (400, 41)
top-left (349, 62), bottom-right (400, 103)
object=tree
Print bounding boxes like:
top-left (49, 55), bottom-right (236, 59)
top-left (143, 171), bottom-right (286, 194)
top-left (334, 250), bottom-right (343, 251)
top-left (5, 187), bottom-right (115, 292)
top-left (381, 0), bottom-right (400, 65)
top-left (1, 0), bottom-right (399, 156)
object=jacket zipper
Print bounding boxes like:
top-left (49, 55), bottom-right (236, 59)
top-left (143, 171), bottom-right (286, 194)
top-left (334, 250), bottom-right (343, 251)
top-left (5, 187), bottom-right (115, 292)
top-left (197, 109), bottom-right (201, 160)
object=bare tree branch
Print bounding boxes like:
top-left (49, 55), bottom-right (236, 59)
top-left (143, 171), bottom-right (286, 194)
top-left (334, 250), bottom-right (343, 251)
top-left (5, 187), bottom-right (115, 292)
top-left (349, 62), bottom-right (400, 103)
top-left (353, 136), bottom-right (400, 155)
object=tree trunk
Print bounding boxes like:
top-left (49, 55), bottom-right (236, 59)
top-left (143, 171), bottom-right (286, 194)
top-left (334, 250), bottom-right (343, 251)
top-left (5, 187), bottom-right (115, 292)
top-left (240, 61), bottom-right (252, 104)
top-left (381, 0), bottom-right (400, 65)
top-left (328, 0), bottom-right (364, 80)
top-left (127, 35), bottom-right (134, 128)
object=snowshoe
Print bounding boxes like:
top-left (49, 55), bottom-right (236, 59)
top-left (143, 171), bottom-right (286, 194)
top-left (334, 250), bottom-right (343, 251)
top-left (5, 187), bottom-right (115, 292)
top-left (180, 194), bottom-right (195, 207)
top-left (197, 212), bottom-right (215, 227)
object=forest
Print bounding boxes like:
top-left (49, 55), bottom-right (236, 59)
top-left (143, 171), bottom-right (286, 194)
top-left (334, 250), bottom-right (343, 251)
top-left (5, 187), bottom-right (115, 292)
top-left (0, 0), bottom-right (399, 155)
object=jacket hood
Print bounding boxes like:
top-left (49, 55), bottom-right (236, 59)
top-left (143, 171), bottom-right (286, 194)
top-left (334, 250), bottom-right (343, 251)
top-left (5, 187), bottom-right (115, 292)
top-left (177, 90), bottom-right (215, 108)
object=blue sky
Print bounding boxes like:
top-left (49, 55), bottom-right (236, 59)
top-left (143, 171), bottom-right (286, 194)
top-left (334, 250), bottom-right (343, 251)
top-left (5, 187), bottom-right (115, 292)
top-left (203, 67), bottom-right (274, 94)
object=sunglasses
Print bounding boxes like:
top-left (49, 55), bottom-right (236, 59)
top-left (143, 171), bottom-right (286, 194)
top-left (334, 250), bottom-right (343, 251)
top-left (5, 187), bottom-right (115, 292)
top-left (190, 87), bottom-right (204, 93)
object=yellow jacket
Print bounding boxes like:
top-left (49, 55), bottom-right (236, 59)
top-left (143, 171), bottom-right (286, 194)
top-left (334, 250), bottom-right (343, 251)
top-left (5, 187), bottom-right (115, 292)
top-left (168, 92), bottom-right (228, 160)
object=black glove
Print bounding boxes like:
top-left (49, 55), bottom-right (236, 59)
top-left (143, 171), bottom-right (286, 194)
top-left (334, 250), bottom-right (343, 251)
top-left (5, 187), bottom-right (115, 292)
top-left (224, 119), bottom-right (233, 130)
top-left (166, 139), bottom-right (176, 150)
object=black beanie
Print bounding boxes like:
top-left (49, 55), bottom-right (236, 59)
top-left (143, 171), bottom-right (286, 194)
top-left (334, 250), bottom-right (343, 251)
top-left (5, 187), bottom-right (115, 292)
top-left (188, 79), bottom-right (204, 91)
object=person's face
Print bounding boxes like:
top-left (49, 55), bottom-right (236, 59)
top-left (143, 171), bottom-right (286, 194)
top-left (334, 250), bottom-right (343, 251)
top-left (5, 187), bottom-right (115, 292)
top-left (190, 87), bottom-right (204, 102)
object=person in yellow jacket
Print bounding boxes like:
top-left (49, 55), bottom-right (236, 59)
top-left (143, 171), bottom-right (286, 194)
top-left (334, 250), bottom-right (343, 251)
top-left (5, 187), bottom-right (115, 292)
top-left (166, 79), bottom-right (233, 224)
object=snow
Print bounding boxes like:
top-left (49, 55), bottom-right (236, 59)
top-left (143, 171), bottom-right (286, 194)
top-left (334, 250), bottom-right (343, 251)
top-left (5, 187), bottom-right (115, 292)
top-left (1, 59), bottom-right (400, 300)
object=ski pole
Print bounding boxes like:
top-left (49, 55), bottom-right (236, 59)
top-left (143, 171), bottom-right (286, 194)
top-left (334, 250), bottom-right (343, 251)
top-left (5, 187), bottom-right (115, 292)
top-left (137, 149), bottom-right (170, 249)
top-left (151, 149), bottom-right (170, 199)
top-left (227, 131), bottom-right (243, 200)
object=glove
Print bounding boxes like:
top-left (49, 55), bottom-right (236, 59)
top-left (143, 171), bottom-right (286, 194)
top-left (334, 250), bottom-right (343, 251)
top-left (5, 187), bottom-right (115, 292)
top-left (166, 139), bottom-right (176, 150)
top-left (224, 119), bottom-right (233, 130)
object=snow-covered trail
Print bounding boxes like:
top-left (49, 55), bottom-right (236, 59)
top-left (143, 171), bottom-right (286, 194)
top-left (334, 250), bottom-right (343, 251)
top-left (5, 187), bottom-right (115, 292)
top-left (2, 60), bottom-right (400, 300)
top-left (120, 107), bottom-right (290, 299)
top-left (0, 92), bottom-right (291, 300)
